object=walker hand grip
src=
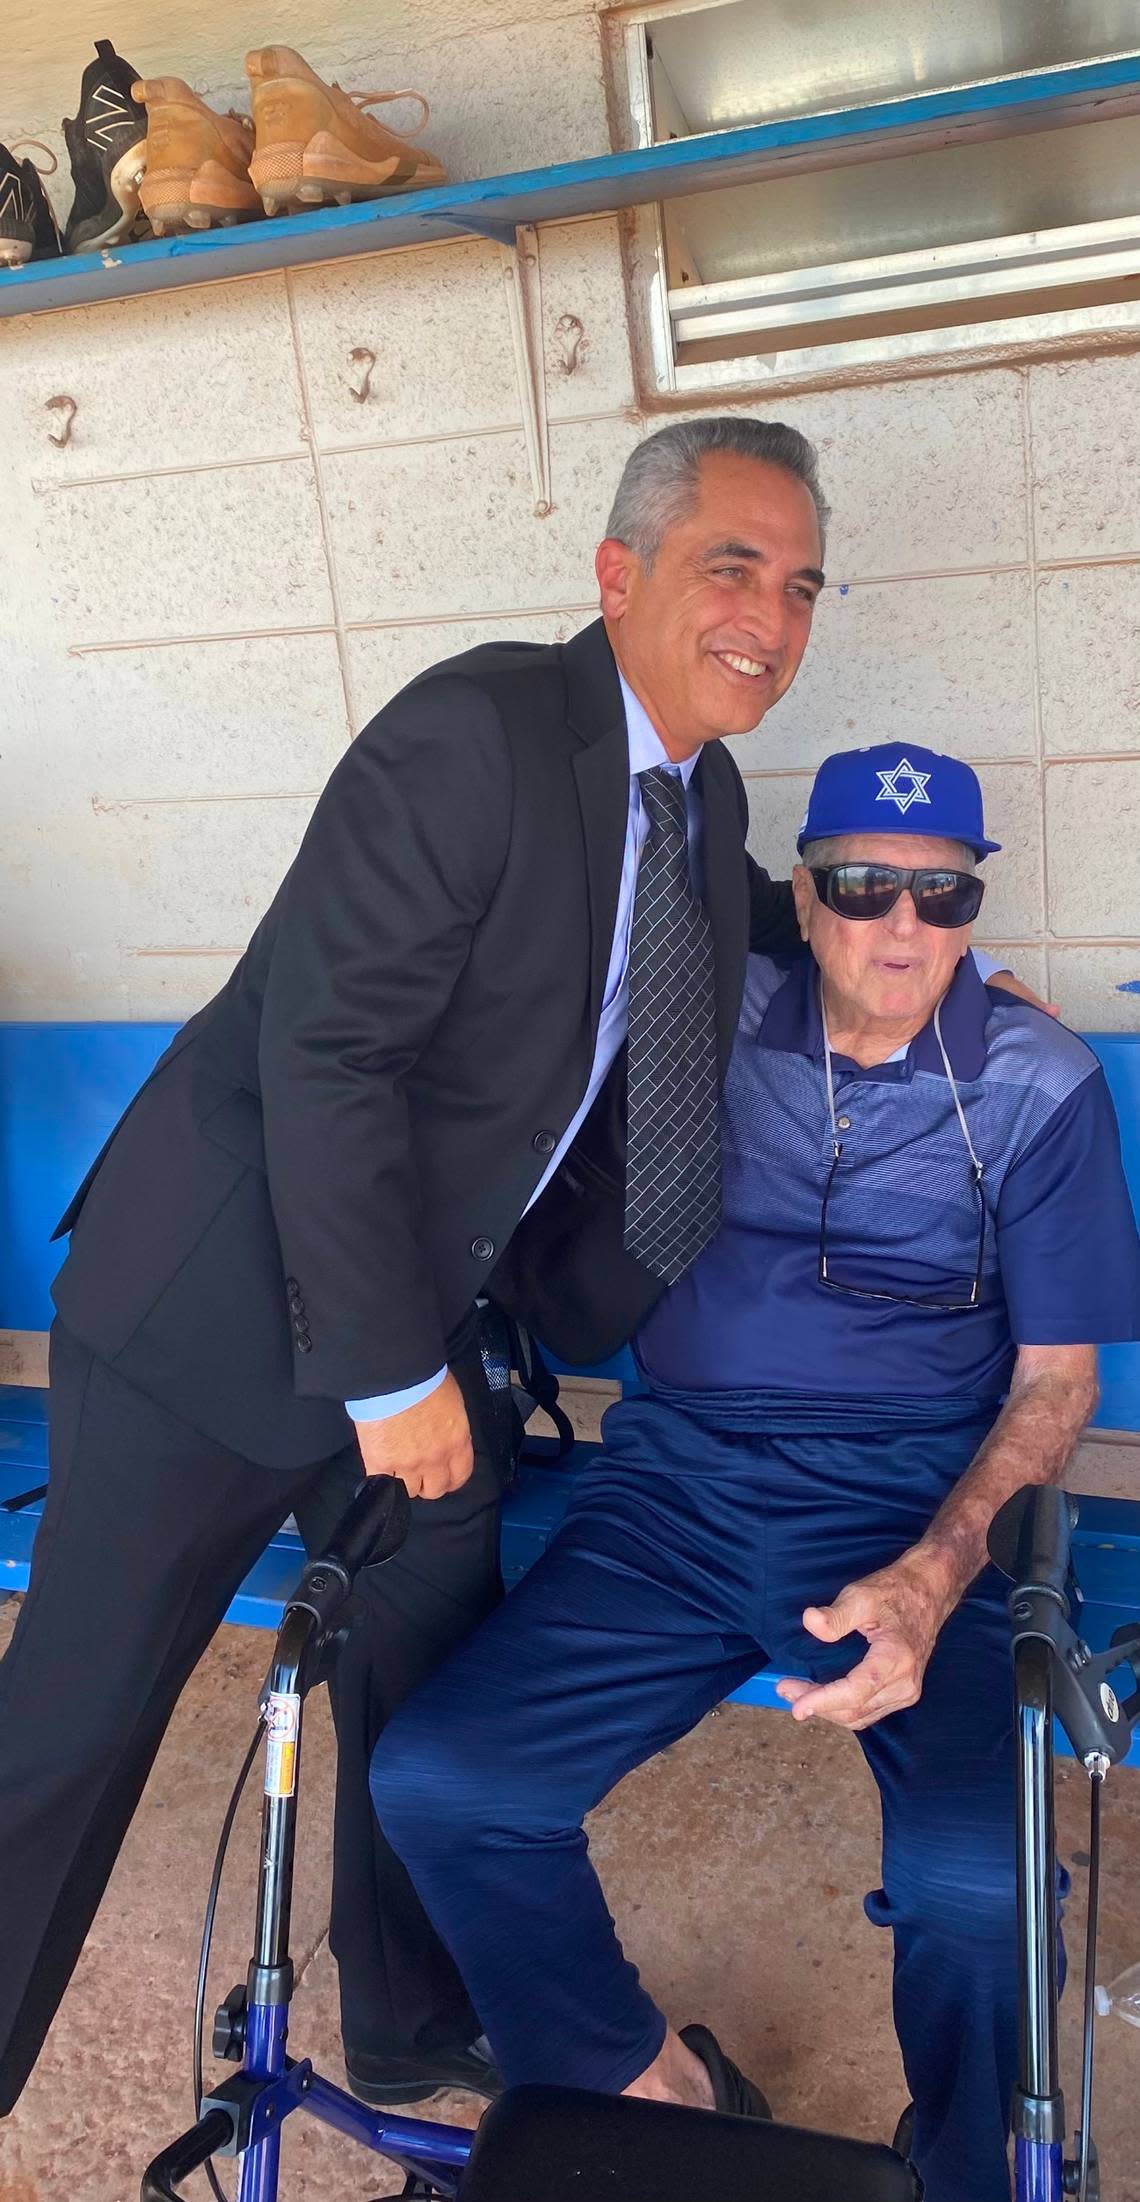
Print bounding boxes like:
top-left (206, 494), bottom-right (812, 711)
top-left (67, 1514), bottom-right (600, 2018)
top-left (988, 1484), bottom-right (1076, 1604)
top-left (283, 1476), bottom-right (412, 1638)
top-left (140, 2108), bottom-right (236, 2199)
top-left (318, 1474), bottom-right (412, 1578)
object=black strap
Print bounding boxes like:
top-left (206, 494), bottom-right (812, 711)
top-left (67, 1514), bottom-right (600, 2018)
top-left (503, 1318), bottom-right (576, 1462)
top-left (2, 1482), bottom-right (48, 1513)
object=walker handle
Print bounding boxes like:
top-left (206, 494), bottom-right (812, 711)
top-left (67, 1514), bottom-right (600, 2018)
top-left (141, 2109), bottom-right (235, 2199)
top-left (317, 1474), bottom-right (412, 1578)
top-left (283, 1475), bottom-right (412, 1637)
top-left (987, 1484), bottom-right (1075, 1606)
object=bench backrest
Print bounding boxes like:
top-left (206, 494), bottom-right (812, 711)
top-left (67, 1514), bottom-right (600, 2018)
top-left (1, 1022), bottom-right (1138, 1431)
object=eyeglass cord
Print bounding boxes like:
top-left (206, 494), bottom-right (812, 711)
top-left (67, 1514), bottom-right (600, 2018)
top-left (820, 983), bottom-right (984, 1182)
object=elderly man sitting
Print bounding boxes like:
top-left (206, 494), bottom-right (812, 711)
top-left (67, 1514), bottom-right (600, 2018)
top-left (370, 741), bottom-right (1140, 2202)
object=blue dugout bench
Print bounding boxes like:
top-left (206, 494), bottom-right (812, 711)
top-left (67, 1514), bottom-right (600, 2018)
top-left (1, 1021), bottom-right (1138, 1763)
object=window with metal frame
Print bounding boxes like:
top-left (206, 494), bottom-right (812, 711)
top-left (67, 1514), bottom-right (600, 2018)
top-left (620, 0), bottom-right (1140, 394)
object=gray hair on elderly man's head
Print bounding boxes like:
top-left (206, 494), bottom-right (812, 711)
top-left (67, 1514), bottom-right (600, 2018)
top-left (605, 417), bottom-right (830, 573)
top-left (801, 836), bottom-right (977, 872)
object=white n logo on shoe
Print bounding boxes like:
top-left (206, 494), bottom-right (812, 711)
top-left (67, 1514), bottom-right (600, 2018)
top-left (0, 170), bottom-right (31, 226)
top-left (87, 82), bottom-right (141, 150)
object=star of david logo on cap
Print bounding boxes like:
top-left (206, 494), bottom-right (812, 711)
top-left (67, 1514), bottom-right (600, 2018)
top-left (875, 756), bottom-right (931, 814)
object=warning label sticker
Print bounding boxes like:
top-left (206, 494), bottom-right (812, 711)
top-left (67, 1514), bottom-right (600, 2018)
top-left (264, 1691), bottom-right (301, 1798)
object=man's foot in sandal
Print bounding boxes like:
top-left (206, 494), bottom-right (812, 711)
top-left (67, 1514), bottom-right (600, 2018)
top-left (678, 2023), bottom-right (772, 2120)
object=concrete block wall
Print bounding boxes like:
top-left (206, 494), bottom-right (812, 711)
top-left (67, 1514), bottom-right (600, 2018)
top-left (0, 1), bottom-right (1137, 1031)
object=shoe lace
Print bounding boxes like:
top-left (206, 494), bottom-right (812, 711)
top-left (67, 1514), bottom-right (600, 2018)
top-left (10, 137), bottom-right (59, 177)
top-left (346, 88), bottom-right (431, 138)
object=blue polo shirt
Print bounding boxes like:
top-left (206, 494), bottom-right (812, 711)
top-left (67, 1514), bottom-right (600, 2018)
top-left (637, 951), bottom-right (1140, 1402)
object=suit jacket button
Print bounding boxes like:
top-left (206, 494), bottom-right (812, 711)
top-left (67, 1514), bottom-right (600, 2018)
top-left (296, 1329), bottom-right (312, 1353)
top-left (532, 1130), bottom-right (556, 1155)
top-left (285, 1276), bottom-right (299, 1294)
top-left (471, 1236), bottom-right (495, 1261)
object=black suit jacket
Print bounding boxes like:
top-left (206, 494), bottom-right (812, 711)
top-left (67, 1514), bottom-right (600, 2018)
top-left (51, 620), bottom-right (801, 1467)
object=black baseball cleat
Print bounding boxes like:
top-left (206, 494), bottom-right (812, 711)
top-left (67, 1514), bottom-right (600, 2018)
top-left (345, 2033), bottom-right (503, 2108)
top-left (61, 38), bottom-right (148, 253)
top-left (0, 144), bottom-right (61, 267)
top-left (679, 2023), bottom-right (772, 2120)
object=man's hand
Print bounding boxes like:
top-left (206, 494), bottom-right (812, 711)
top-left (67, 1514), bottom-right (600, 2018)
top-left (775, 1550), bottom-right (956, 1733)
top-left (353, 1371), bottom-right (474, 1500)
top-left (988, 970), bottom-right (1061, 1018)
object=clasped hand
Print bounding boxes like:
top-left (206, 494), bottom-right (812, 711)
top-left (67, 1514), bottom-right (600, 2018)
top-left (775, 1551), bottom-right (956, 1733)
top-left (354, 1370), bottom-right (475, 1499)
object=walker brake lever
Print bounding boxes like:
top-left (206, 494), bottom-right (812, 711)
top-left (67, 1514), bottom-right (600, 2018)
top-left (1010, 1589), bottom-right (1136, 1767)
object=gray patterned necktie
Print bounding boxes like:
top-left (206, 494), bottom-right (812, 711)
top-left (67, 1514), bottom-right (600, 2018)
top-left (623, 765), bottom-right (721, 1284)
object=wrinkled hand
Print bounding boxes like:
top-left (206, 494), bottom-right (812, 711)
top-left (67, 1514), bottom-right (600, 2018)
top-left (775, 1553), bottom-right (955, 1732)
top-left (353, 1371), bottom-right (474, 1500)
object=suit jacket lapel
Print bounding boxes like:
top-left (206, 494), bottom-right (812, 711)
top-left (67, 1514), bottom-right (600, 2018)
top-left (698, 743), bottom-right (751, 1075)
top-left (563, 621), bottom-right (631, 1038)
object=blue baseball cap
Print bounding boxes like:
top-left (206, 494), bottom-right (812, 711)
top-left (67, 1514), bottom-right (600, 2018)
top-left (796, 741), bottom-right (1000, 859)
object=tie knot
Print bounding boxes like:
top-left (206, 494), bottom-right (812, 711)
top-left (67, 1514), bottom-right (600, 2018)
top-left (638, 764), bottom-right (688, 842)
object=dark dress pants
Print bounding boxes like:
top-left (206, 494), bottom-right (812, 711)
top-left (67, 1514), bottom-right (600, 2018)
top-left (0, 1317), bottom-right (507, 2114)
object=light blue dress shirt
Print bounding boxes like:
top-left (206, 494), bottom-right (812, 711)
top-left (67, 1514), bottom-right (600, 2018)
top-left (346, 685), bottom-right (1002, 1421)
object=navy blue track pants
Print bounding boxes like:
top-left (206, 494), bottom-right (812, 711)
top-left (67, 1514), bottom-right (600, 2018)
top-left (371, 1389), bottom-right (1051, 2202)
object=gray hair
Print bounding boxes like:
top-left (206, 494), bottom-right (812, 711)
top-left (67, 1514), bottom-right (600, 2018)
top-left (801, 835), bottom-right (976, 872)
top-left (605, 417), bottom-right (829, 571)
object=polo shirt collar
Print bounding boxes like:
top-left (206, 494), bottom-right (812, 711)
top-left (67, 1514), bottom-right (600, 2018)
top-left (618, 671), bottom-right (700, 788)
top-left (758, 946), bottom-right (990, 1081)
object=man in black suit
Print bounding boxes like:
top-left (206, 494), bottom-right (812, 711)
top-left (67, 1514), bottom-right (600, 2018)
top-left (0, 416), bottom-right (1028, 2117)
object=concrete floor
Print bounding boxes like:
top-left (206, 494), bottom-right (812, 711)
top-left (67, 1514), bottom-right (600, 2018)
top-left (1, 1588), bottom-right (1139, 2202)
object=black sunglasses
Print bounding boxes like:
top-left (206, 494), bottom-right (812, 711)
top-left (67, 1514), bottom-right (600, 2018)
top-left (810, 863), bottom-right (985, 929)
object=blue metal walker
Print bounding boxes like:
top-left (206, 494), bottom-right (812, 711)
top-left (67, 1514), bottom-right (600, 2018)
top-left (140, 1477), bottom-right (1139, 2202)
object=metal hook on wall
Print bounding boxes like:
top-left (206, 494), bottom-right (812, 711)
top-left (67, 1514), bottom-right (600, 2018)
top-left (45, 394), bottom-right (78, 447)
top-left (553, 313), bottom-right (586, 376)
top-left (346, 346), bottom-right (376, 404)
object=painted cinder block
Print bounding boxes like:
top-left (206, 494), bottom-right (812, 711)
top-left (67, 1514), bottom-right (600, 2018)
top-left (105, 792), bottom-right (318, 950)
top-left (289, 237), bottom-right (522, 447)
top-left (538, 217), bottom-right (637, 422)
top-left (1031, 353), bottom-right (1140, 563)
top-left (60, 631), bottom-right (349, 800)
top-left (1038, 564), bottom-right (1140, 755)
top-left (0, 277), bottom-right (305, 479)
top-left (344, 611), bottom-right (588, 727)
top-left (322, 414), bottom-right (636, 624)
top-left (697, 370), bottom-right (1029, 578)
top-left (738, 570), bottom-right (1036, 773)
top-left (32, 459), bottom-right (334, 644)
top-left (117, 948), bottom-right (245, 1022)
top-left (1046, 760), bottom-right (1140, 936)
top-left (965, 763), bottom-right (1042, 941)
top-left (355, 10), bottom-right (612, 180)
top-left (1048, 947), bottom-right (1140, 1035)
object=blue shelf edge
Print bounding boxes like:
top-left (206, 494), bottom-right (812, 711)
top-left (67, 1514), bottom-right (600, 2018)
top-left (2, 53), bottom-right (1138, 318)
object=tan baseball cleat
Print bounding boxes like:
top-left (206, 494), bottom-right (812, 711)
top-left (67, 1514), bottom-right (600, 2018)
top-left (245, 45), bottom-right (446, 216)
top-left (133, 78), bottom-right (261, 236)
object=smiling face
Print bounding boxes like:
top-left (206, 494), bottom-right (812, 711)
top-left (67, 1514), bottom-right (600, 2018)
top-left (792, 832), bottom-right (977, 1040)
top-left (595, 451), bottom-right (824, 760)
